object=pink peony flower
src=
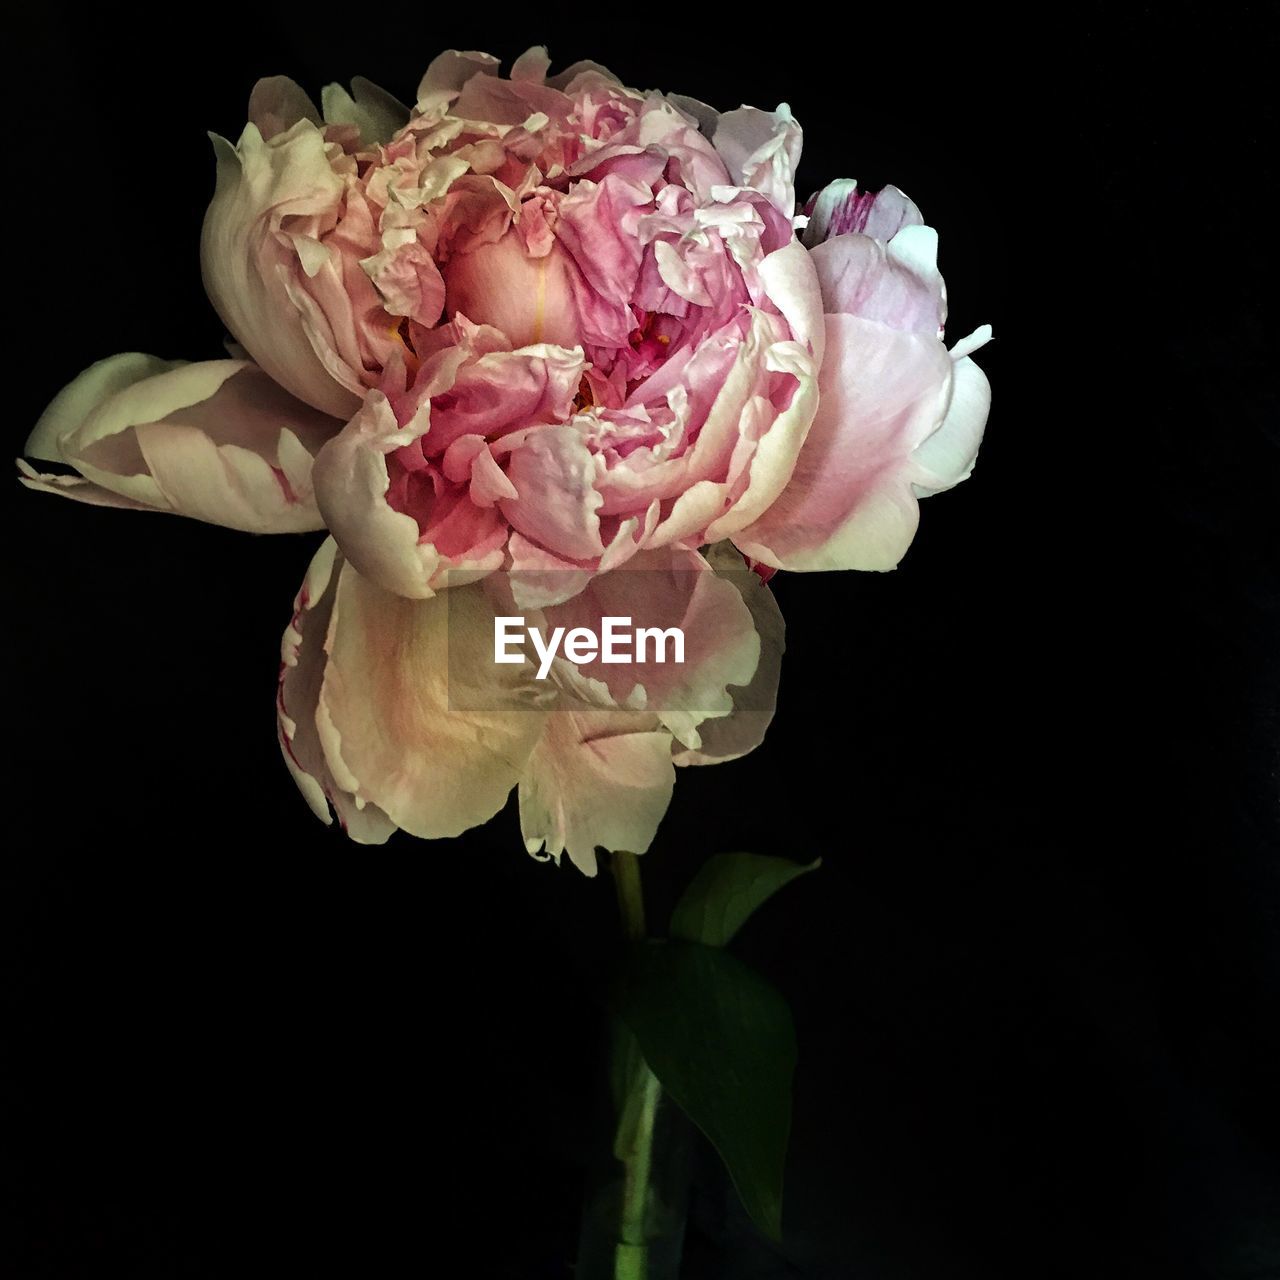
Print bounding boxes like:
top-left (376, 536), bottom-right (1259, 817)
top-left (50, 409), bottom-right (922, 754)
top-left (20, 47), bottom-right (990, 865)
top-left (286, 53), bottom-right (824, 598)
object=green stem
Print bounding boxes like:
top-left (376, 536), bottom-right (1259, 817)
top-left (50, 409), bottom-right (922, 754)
top-left (611, 851), bottom-right (659, 1280)
top-left (615, 1066), bottom-right (661, 1279)
top-left (613, 850), bottom-right (646, 941)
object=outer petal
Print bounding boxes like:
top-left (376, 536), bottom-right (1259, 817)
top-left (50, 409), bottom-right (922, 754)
top-left (25, 352), bottom-right (179, 463)
top-left (518, 707), bottom-right (675, 876)
top-left (21, 357), bottom-right (339, 532)
top-left (801, 180), bottom-right (923, 248)
top-left (672, 542), bottom-right (785, 765)
top-left (732, 313), bottom-right (954, 571)
top-left (247, 76), bottom-right (321, 140)
top-left (758, 240), bottom-right (826, 363)
top-left (277, 538), bottom-right (396, 843)
top-left (913, 330), bottom-right (993, 494)
top-left (710, 104), bottom-right (803, 215)
top-left (17, 462), bottom-right (159, 512)
top-left (539, 546), bottom-right (762, 752)
top-left (316, 564), bottom-right (546, 839)
top-left (200, 124), bottom-right (362, 418)
top-left (417, 49), bottom-right (501, 99)
top-left (320, 77), bottom-right (410, 148)
top-left (809, 226), bottom-right (946, 335)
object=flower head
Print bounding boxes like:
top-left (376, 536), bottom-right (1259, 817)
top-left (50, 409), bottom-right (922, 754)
top-left (20, 48), bottom-right (990, 867)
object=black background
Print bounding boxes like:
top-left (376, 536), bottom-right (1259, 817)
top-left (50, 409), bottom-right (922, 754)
top-left (7, 5), bottom-right (1278, 1277)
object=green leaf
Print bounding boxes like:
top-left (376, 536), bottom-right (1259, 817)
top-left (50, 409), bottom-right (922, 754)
top-left (610, 940), bottom-right (796, 1240)
top-left (670, 853), bottom-right (820, 948)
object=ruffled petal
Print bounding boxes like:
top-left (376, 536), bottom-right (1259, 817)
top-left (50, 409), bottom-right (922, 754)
top-left (501, 424), bottom-right (606, 562)
top-left (313, 388), bottom-right (507, 598)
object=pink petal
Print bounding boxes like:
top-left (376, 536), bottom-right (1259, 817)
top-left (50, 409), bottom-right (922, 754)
top-left (500, 425), bottom-right (606, 562)
top-left (732, 313), bottom-right (954, 571)
top-left (801, 180), bottom-right (923, 247)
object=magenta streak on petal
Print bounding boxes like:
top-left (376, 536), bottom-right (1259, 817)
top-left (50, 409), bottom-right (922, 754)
top-left (272, 465), bottom-right (300, 505)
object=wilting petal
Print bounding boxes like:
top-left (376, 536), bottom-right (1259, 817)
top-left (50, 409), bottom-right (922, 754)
top-left (21, 357), bottom-right (339, 532)
top-left (732, 313), bottom-right (956, 571)
top-left (200, 123), bottom-right (362, 418)
top-left (519, 707), bottom-right (675, 876)
top-left (316, 564), bottom-right (546, 838)
top-left (277, 538), bottom-right (396, 843)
